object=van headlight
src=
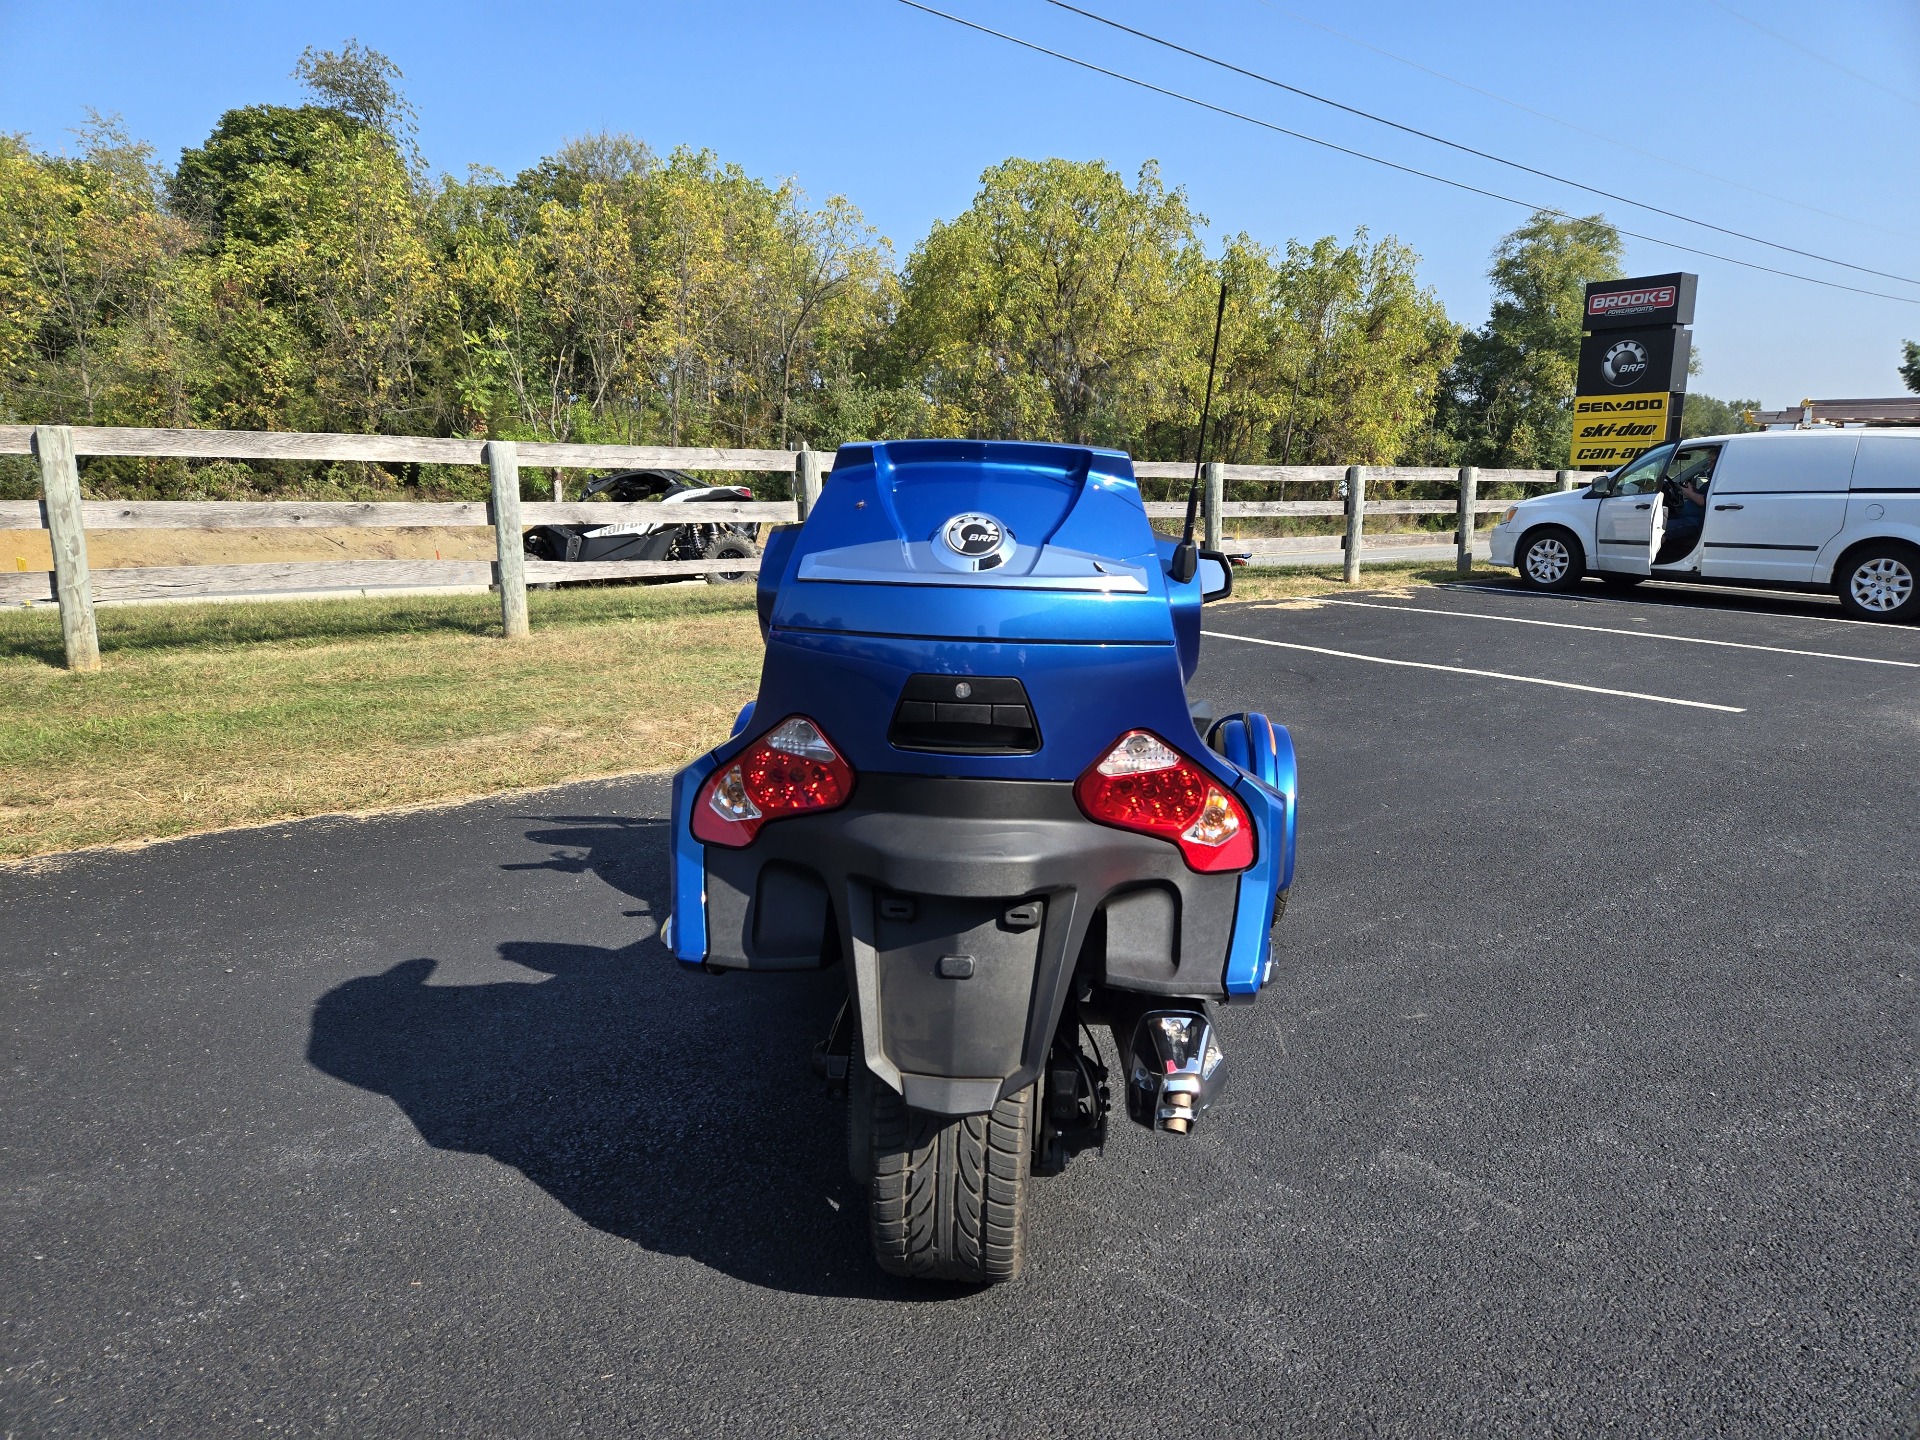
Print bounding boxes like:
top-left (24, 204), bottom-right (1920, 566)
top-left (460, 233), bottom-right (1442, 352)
top-left (1499, 506), bottom-right (1518, 525)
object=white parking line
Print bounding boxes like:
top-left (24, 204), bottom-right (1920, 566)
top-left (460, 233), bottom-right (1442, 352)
top-left (1202, 631), bottom-right (1747, 713)
top-left (1318, 599), bottom-right (1920, 669)
top-left (1446, 582), bottom-right (1895, 631)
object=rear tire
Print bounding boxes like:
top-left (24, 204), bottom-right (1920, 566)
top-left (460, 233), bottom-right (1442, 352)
top-left (1834, 541), bottom-right (1920, 622)
top-left (1515, 526), bottom-right (1585, 592)
top-left (703, 534), bottom-right (758, 584)
top-left (865, 1074), bottom-right (1032, 1283)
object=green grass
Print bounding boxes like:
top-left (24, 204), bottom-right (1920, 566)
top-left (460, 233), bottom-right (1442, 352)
top-left (0, 563), bottom-right (1481, 861)
top-left (0, 584), bottom-right (765, 860)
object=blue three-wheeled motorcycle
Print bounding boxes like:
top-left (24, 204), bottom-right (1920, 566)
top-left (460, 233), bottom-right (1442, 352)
top-left (664, 439), bottom-right (1297, 1282)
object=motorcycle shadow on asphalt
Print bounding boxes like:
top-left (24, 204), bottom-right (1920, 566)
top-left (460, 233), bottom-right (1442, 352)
top-left (305, 813), bottom-right (976, 1301)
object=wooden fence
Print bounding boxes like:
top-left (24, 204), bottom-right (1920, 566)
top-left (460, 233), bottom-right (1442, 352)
top-left (0, 425), bottom-right (1578, 670)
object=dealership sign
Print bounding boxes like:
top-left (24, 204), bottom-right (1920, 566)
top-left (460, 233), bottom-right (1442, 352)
top-left (1570, 393), bottom-right (1676, 467)
top-left (1581, 272), bottom-right (1696, 331)
top-left (1575, 325), bottom-right (1691, 395)
top-left (1571, 273), bottom-right (1697, 468)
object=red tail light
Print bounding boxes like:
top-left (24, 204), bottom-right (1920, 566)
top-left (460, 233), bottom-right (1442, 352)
top-left (1074, 731), bottom-right (1255, 873)
top-left (692, 716), bottom-right (853, 848)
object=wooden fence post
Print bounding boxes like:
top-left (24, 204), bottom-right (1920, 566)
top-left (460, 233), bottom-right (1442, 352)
top-left (1557, 469), bottom-right (1578, 492)
top-left (794, 445), bottom-right (824, 522)
top-left (1343, 465), bottom-right (1366, 584)
top-left (1202, 461), bottom-right (1224, 551)
top-left (35, 425), bottom-right (99, 672)
top-left (485, 440), bottom-right (529, 639)
top-left (1456, 465), bottom-right (1478, 576)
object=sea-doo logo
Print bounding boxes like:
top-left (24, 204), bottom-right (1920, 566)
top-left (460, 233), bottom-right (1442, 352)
top-left (943, 512), bottom-right (1005, 557)
top-left (1575, 396), bottom-right (1668, 414)
top-left (1601, 339), bottom-right (1650, 387)
top-left (1589, 285), bottom-right (1677, 319)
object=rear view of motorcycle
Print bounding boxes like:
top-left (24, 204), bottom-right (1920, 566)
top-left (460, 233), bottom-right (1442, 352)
top-left (663, 437), bottom-right (1298, 1282)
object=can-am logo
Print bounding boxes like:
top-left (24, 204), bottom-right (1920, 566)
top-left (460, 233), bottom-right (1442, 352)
top-left (1600, 339), bottom-right (1651, 387)
top-left (1589, 285), bottom-right (1677, 319)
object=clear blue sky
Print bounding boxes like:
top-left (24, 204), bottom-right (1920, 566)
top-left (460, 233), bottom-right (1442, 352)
top-left (6, 0), bottom-right (1918, 406)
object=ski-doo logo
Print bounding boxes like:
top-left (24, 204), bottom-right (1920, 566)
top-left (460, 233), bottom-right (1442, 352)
top-left (1600, 339), bottom-right (1651, 387)
top-left (943, 512), bottom-right (1006, 558)
top-left (1589, 285), bottom-right (1677, 319)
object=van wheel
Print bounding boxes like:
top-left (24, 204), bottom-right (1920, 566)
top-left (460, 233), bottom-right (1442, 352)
top-left (864, 1070), bottom-right (1032, 1283)
top-left (1835, 543), bottom-right (1920, 622)
top-left (1516, 527), bottom-right (1584, 591)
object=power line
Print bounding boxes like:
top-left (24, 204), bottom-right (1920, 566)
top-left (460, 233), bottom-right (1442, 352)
top-left (1700, 0), bottom-right (1920, 110)
top-left (1242, 0), bottom-right (1913, 242)
top-left (892, 1), bottom-right (1920, 306)
top-left (1046, 0), bottom-right (1920, 288)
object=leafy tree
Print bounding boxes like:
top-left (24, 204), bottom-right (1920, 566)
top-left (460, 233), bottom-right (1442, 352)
top-left (1440, 211), bottom-right (1623, 468)
top-left (753, 193), bottom-right (895, 449)
top-left (170, 104), bottom-right (359, 242)
top-left (169, 44), bottom-right (441, 437)
top-left (430, 137), bottom-right (893, 451)
top-left (516, 130), bottom-right (655, 209)
top-left (0, 114), bottom-right (194, 426)
top-left (184, 116), bottom-right (439, 432)
top-left (887, 158), bottom-right (1206, 446)
top-left (634, 147), bottom-right (892, 448)
top-left (5, 54), bottom-right (1480, 497)
top-left (1198, 230), bottom-right (1456, 467)
top-left (1901, 340), bottom-right (1920, 394)
top-left (293, 39), bottom-right (424, 177)
top-left (1681, 392), bottom-right (1760, 438)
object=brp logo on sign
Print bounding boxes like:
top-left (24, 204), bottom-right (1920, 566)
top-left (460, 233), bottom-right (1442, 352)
top-left (937, 511), bottom-right (1015, 571)
top-left (1601, 339), bottom-right (1650, 387)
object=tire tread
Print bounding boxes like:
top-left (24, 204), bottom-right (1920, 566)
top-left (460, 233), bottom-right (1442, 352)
top-left (865, 1079), bottom-right (1031, 1282)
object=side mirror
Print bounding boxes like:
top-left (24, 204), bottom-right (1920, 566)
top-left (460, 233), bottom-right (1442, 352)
top-left (1197, 551), bottom-right (1233, 603)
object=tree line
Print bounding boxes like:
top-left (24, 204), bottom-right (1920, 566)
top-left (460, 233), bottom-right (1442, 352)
top-left (0, 42), bottom-right (1763, 501)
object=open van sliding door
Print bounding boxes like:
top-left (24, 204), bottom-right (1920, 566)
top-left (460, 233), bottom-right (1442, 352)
top-left (1593, 443), bottom-right (1673, 576)
top-left (1700, 433), bottom-right (1857, 582)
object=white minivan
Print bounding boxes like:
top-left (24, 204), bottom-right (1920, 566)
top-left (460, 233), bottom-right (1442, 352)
top-left (1488, 430), bottom-right (1920, 621)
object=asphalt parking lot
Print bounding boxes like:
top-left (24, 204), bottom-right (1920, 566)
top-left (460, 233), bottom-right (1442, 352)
top-left (4, 576), bottom-right (1916, 1437)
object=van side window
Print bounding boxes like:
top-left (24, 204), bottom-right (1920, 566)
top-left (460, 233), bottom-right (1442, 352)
top-left (1611, 444), bottom-right (1675, 495)
top-left (1665, 445), bottom-right (1721, 493)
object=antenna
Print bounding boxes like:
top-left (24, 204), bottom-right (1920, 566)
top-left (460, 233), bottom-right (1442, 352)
top-left (1169, 279), bottom-right (1229, 584)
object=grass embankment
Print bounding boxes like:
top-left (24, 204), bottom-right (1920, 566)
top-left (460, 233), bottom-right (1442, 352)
top-left (0, 562), bottom-right (1467, 860)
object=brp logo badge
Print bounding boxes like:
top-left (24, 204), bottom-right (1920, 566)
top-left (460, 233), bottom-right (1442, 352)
top-left (937, 512), bottom-right (1014, 571)
top-left (1601, 339), bottom-right (1650, 387)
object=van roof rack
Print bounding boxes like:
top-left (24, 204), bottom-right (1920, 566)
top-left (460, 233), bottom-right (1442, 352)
top-left (1746, 398), bottom-right (1920, 428)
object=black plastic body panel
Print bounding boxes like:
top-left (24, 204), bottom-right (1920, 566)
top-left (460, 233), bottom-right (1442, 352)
top-left (699, 773), bottom-right (1241, 1111)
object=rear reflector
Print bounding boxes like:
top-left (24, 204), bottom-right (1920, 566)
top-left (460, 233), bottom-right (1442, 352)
top-left (692, 716), bottom-right (853, 847)
top-left (1073, 730), bottom-right (1254, 873)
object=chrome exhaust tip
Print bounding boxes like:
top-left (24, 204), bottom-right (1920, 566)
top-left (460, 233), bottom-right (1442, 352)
top-left (1124, 1009), bottom-right (1224, 1134)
